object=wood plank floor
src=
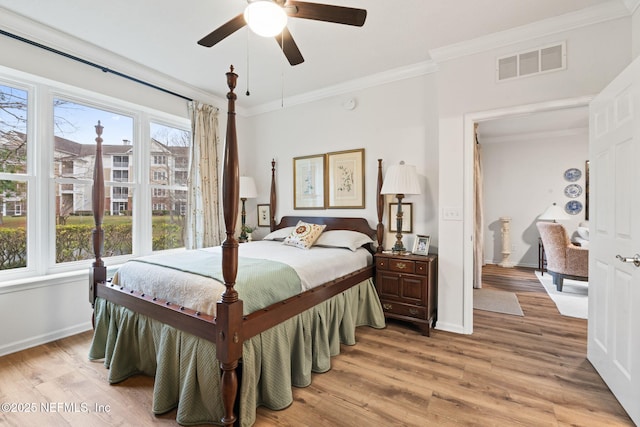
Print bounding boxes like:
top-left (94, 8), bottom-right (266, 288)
top-left (0, 265), bottom-right (633, 426)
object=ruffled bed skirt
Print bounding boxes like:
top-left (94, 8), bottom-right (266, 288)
top-left (89, 278), bottom-right (385, 426)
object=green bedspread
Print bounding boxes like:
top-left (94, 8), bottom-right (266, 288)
top-left (89, 278), bottom-right (385, 427)
top-left (129, 249), bottom-right (302, 315)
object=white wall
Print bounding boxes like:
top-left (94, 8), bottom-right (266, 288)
top-left (436, 18), bottom-right (631, 333)
top-left (481, 131), bottom-right (589, 268)
top-left (244, 75), bottom-right (440, 251)
top-left (633, 3), bottom-right (640, 60)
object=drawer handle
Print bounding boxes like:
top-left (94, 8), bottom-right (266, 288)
top-left (409, 308), bottom-right (419, 315)
top-left (396, 262), bottom-right (407, 270)
top-left (383, 303), bottom-right (392, 310)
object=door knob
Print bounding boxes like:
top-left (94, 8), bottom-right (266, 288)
top-left (615, 254), bottom-right (640, 267)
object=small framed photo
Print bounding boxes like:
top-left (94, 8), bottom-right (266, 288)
top-left (257, 204), bottom-right (271, 227)
top-left (388, 202), bottom-right (412, 233)
top-left (412, 235), bottom-right (430, 256)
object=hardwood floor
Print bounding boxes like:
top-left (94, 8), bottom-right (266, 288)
top-left (0, 265), bottom-right (633, 426)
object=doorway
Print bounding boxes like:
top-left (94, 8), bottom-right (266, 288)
top-left (463, 96), bottom-right (592, 332)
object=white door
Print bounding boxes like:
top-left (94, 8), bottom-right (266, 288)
top-left (588, 56), bottom-right (640, 425)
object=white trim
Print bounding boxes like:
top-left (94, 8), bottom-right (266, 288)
top-left (0, 322), bottom-right (92, 357)
top-left (623, 0), bottom-right (640, 13)
top-left (430, 0), bottom-right (630, 63)
top-left (245, 61), bottom-right (438, 116)
top-left (462, 96), bottom-right (593, 334)
top-left (480, 127), bottom-right (589, 145)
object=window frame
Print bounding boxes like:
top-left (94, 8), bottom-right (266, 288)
top-left (0, 69), bottom-right (190, 284)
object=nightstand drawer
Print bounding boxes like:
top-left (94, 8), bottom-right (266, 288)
top-left (380, 300), bottom-right (427, 320)
top-left (389, 259), bottom-right (415, 274)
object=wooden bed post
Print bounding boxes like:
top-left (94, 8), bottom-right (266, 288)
top-left (270, 158), bottom-right (277, 231)
top-left (89, 121), bottom-right (107, 305)
top-left (217, 66), bottom-right (243, 427)
top-left (376, 159), bottom-right (384, 252)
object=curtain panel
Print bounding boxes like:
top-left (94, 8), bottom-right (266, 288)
top-left (185, 101), bottom-right (224, 249)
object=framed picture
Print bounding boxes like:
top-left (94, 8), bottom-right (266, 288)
top-left (257, 204), bottom-right (271, 227)
top-left (326, 148), bottom-right (365, 209)
top-left (412, 235), bottom-right (430, 256)
top-left (294, 154), bottom-right (325, 209)
top-left (388, 202), bottom-right (412, 233)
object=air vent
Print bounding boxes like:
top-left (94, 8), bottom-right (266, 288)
top-left (497, 42), bottom-right (565, 81)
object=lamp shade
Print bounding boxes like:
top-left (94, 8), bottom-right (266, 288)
top-left (380, 162), bottom-right (421, 195)
top-left (239, 176), bottom-right (258, 199)
top-left (244, 1), bottom-right (288, 37)
top-left (538, 203), bottom-right (570, 221)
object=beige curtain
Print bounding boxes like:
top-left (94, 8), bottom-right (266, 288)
top-left (474, 129), bottom-right (484, 289)
top-left (185, 101), bottom-right (224, 249)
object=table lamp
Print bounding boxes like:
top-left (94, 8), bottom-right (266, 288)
top-left (538, 203), bottom-right (570, 222)
top-left (380, 161), bottom-right (421, 252)
top-left (239, 176), bottom-right (257, 242)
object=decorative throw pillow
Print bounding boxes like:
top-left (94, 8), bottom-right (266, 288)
top-left (314, 230), bottom-right (374, 251)
top-left (263, 226), bottom-right (296, 241)
top-left (282, 221), bottom-right (326, 249)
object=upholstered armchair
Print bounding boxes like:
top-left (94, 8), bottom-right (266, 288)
top-left (537, 222), bottom-right (589, 291)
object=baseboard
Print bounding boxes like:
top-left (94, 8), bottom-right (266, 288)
top-left (434, 321), bottom-right (468, 334)
top-left (0, 322), bottom-right (92, 357)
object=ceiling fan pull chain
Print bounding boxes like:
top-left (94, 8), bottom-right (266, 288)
top-left (245, 29), bottom-right (251, 96)
top-left (281, 31), bottom-right (285, 108)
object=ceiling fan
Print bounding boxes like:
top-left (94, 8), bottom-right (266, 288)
top-left (197, 0), bottom-right (367, 66)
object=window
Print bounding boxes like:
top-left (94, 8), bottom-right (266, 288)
top-left (112, 187), bottom-right (128, 199)
top-left (113, 155), bottom-right (128, 168)
top-left (0, 83), bottom-right (29, 271)
top-left (153, 155), bottom-right (166, 165)
top-left (174, 170), bottom-right (188, 185)
top-left (153, 171), bottom-right (166, 181)
top-left (113, 170), bottom-right (129, 182)
top-left (150, 122), bottom-right (190, 251)
top-left (1, 71), bottom-right (190, 282)
top-left (53, 100), bottom-right (135, 262)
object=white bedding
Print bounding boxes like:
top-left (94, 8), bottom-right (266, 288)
top-left (111, 240), bottom-right (372, 316)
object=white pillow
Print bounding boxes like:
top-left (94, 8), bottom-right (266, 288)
top-left (263, 226), bottom-right (296, 241)
top-left (315, 230), bottom-right (374, 252)
top-left (282, 221), bottom-right (326, 250)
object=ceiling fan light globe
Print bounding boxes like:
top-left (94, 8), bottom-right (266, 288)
top-left (244, 1), bottom-right (288, 37)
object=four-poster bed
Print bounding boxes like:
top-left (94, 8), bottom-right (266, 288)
top-left (88, 66), bottom-right (386, 426)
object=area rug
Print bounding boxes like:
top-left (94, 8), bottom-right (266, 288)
top-left (473, 288), bottom-right (524, 316)
top-left (534, 271), bottom-right (588, 319)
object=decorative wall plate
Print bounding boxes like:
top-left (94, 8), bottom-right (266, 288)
top-left (565, 200), bottom-right (583, 215)
top-left (564, 168), bottom-right (581, 182)
top-left (564, 183), bottom-right (583, 198)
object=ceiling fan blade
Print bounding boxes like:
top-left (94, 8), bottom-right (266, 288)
top-left (197, 14), bottom-right (246, 47)
top-left (276, 27), bottom-right (304, 66)
top-left (285, 1), bottom-right (366, 27)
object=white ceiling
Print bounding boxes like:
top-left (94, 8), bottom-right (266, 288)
top-left (0, 0), bottom-right (632, 112)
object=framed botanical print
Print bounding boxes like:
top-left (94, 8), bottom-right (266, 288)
top-left (326, 148), bottom-right (365, 209)
top-left (257, 204), bottom-right (271, 227)
top-left (294, 154), bottom-right (325, 209)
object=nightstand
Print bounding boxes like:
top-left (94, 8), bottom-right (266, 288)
top-left (374, 252), bottom-right (437, 336)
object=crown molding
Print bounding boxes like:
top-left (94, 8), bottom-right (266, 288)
top-left (430, 0), bottom-right (630, 63)
top-left (245, 60), bottom-right (438, 116)
top-left (0, 7), bottom-right (225, 109)
top-left (623, 0), bottom-right (640, 13)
